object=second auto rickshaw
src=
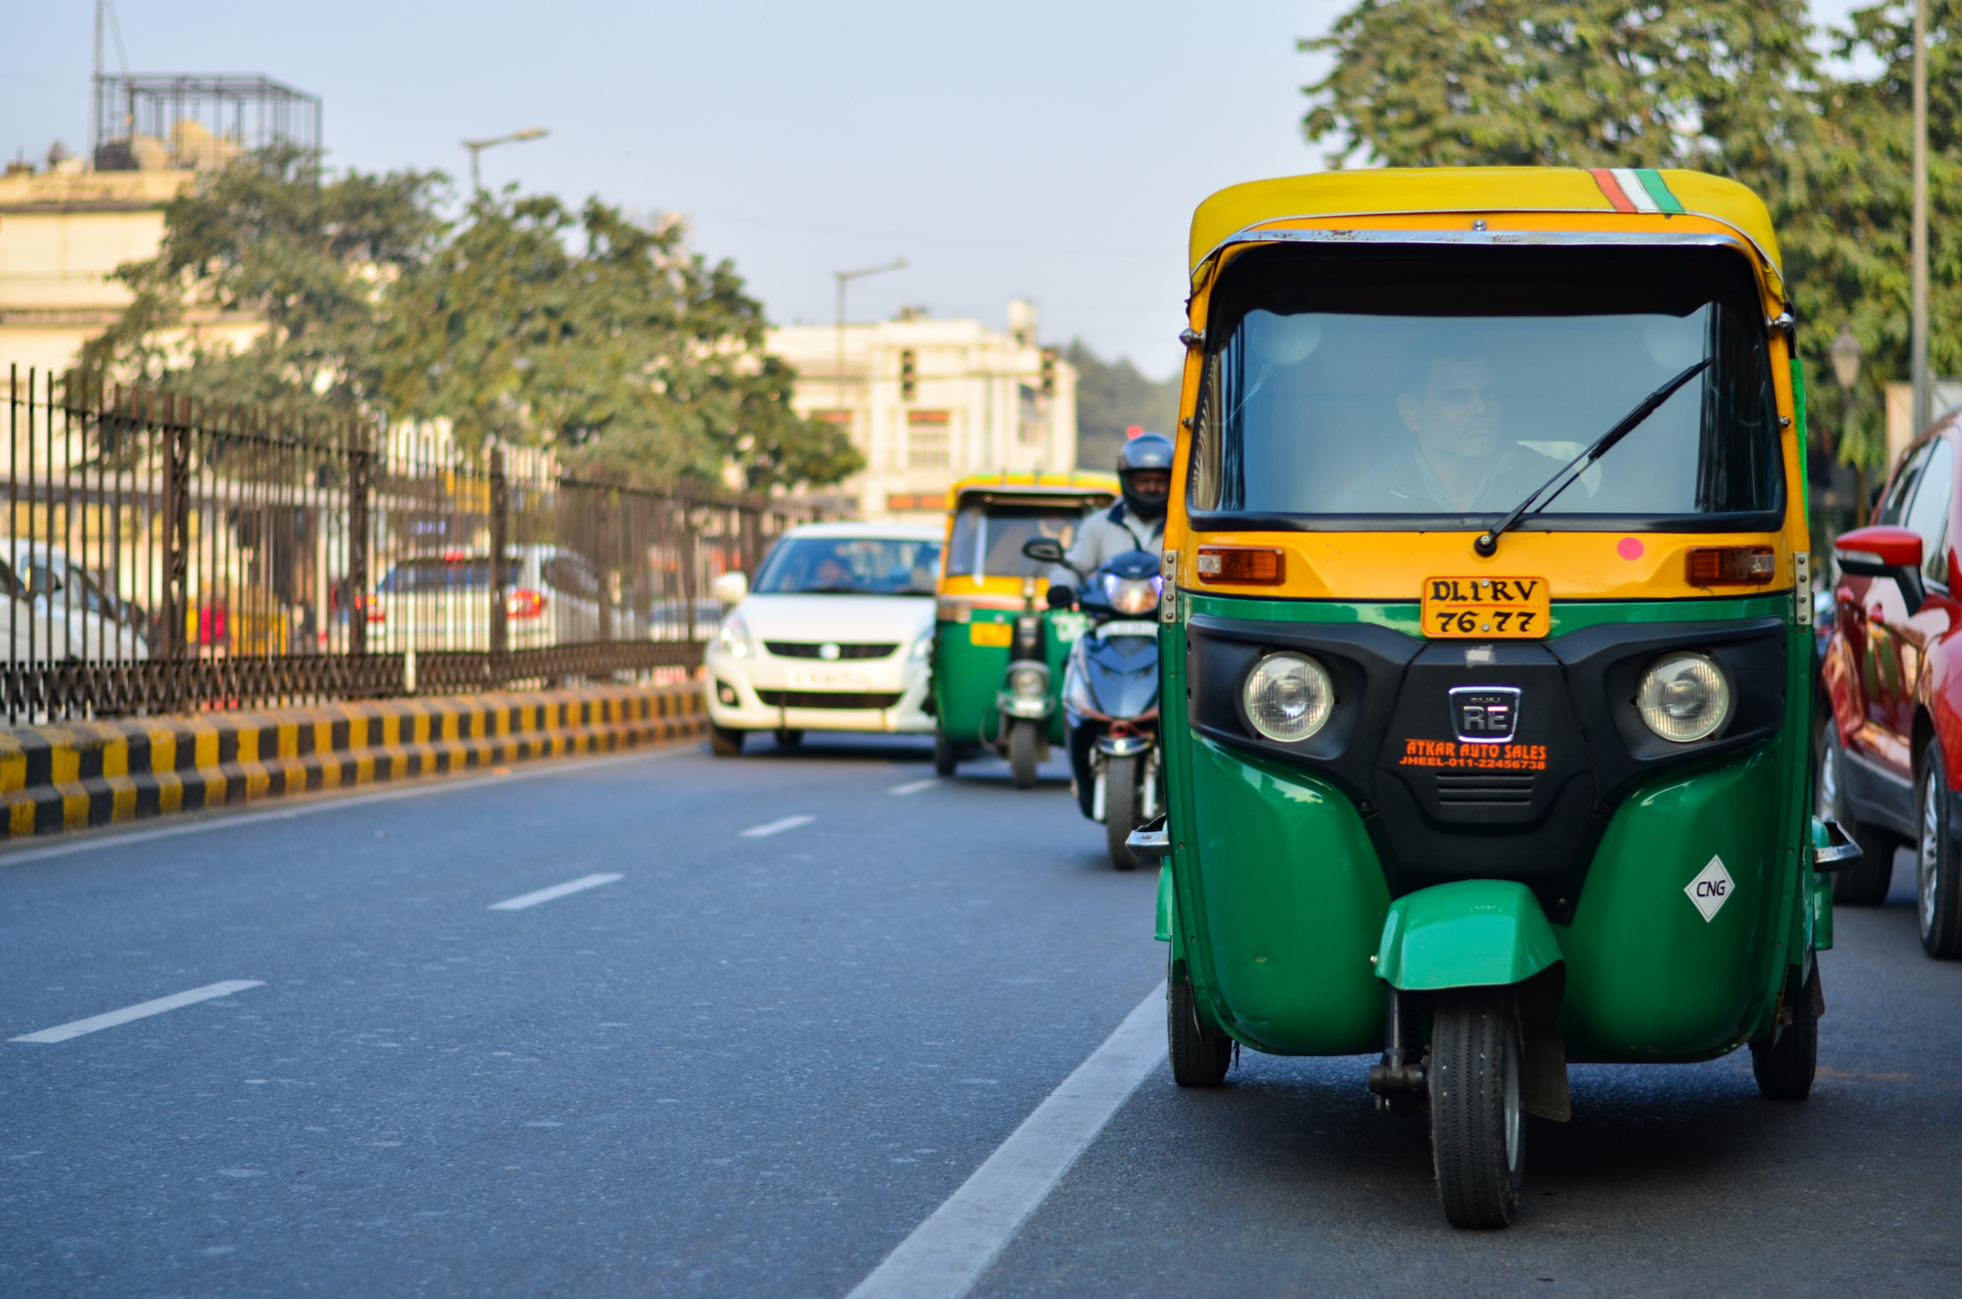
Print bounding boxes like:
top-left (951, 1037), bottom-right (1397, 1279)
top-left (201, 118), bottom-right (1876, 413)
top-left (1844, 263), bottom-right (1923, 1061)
top-left (1136, 166), bottom-right (1858, 1227)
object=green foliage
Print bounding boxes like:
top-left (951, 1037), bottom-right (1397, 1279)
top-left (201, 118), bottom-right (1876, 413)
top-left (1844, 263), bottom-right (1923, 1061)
top-left (1064, 339), bottom-right (1179, 472)
top-left (85, 150), bottom-right (860, 493)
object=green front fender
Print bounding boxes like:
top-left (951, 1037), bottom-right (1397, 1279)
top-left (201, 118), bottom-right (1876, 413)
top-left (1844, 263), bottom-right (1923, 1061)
top-left (1375, 880), bottom-right (1564, 991)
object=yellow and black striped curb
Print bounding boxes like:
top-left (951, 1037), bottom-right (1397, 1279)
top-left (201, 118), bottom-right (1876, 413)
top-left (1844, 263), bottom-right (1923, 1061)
top-left (0, 684), bottom-right (707, 839)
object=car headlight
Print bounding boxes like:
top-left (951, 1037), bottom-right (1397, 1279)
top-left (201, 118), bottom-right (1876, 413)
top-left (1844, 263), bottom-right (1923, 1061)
top-left (716, 611), bottom-right (751, 658)
top-left (1009, 663), bottom-right (1047, 698)
top-left (911, 631), bottom-right (934, 661)
top-left (1637, 652), bottom-right (1730, 742)
top-left (1102, 573), bottom-right (1162, 616)
top-left (1243, 652), bottom-right (1333, 742)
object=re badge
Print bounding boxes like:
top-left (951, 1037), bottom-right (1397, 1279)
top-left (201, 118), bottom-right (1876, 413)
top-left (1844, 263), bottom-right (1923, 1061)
top-left (1685, 856), bottom-right (1734, 922)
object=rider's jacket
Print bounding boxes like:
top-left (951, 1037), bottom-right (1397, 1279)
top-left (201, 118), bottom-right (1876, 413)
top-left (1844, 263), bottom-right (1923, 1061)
top-left (1049, 502), bottom-right (1164, 593)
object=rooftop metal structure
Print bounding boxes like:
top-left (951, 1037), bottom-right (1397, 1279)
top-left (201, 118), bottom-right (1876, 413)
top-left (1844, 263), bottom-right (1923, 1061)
top-left (91, 74), bottom-right (322, 172)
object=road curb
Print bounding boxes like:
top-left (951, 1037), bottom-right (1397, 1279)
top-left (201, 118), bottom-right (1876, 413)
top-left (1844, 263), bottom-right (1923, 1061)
top-left (0, 684), bottom-right (707, 838)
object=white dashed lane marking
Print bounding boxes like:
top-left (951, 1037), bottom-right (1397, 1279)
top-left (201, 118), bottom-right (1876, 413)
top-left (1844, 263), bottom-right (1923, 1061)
top-left (740, 815), bottom-right (815, 838)
top-left (488, 873), bottom-right (623, 911)
top-left (11, 980), bottom-right (265, 1044)
top-left (888, 779), bottom-right (939, 796)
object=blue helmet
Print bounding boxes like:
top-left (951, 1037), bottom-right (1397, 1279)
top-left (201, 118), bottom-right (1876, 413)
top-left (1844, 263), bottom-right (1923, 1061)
top-left (1117, 432), bottom-right (1173, 521)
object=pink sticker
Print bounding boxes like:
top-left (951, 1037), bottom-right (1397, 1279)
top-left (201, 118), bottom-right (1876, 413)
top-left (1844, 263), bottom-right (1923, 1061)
top-left (1617, 537), bottom-right (1645, 561)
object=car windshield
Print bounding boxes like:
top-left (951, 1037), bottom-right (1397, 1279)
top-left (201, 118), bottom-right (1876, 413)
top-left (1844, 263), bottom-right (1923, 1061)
top-left (382, 557), bottom-right (522, 591)
top-left (1186, 245), bottom-right (1783, 528)
top-left (751, 537), bottom-right (941, 596)
top-left (945, 505), bottom-right (1091, 579)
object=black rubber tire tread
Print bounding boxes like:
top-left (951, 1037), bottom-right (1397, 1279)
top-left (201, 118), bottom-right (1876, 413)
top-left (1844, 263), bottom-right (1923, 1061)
top-left (1167, 974), bottom-right (1231, 1087)
top-left (709, 725), bottom-right (746, 757)
top-left (1429, 992), bottom-right (1523, 1229)
top-left (1008, 719), bottom-right (1040, 789)
top-left (1917, 736), bottom-right (1962, 958)
top-left (933, 732), bottom-right (959, 777)
top-left (1751, 964), bottom-right (1820, 1100)
top-left (1105, 753), bottom-right (1140, 870)
top-left (774, 728), bottom-right (804, 749)
top-left (1821, 727), bottom-right (1898, 905)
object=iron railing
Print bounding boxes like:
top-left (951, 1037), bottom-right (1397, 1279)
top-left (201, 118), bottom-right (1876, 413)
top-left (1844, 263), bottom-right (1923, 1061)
top-left (0, 368), bottom-right (821, 723)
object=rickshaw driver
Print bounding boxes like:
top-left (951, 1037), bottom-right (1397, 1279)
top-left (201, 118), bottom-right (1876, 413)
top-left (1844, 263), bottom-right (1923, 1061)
top-left (1046, 432), bottom-right (1173, 608)
top-left (1336, 339), bottom-right (1564, 513)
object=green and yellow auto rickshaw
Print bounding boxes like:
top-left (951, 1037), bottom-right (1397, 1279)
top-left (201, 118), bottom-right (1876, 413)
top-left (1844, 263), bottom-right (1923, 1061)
top-left (931, 472), bottom-right (1117, 786)
top-left (1133, 166), bottom-right (1859, 1227)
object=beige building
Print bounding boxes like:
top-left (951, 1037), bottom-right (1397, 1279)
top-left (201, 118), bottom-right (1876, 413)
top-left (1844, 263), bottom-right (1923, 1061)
top-left (767, 299), bottom-right (1077, 521)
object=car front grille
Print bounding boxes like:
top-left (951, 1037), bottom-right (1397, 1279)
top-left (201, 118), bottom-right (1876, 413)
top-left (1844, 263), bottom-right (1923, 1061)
top-left (1435, 773), bottom-right (1535, 806)
top-left (764, 641), bottom-right (899, 660)
top-left (756, 690), bottom-right (904, 710)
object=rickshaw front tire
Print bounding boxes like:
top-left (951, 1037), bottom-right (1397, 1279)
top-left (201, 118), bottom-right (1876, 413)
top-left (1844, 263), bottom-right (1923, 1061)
top-left (1105, 753), bottom-right (1140, 870)
top-left (1008, 720), bottom-right (1040, 788)
top-left (1429, 991), bottom-right (1523, 1229)
top-left (933, 732), bottom-right (959, 776)
top-left (709, 724), bottom-right (746, 757)
top-left (1167, 975), bottom-right (1231, 1088)
top-left (1751, 964), bottom-right (1820, 1101)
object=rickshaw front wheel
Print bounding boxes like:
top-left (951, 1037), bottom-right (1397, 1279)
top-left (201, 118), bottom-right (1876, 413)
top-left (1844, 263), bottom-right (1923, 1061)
top-left (1429, 991), bottom-right (1523, 1229)
top-left (1167, 973), bottom-right (1231, 1087)
top-left (1008, 720), bottom-right (1040, 789)
top-left (933, 732), bottom-right (959, 776)
top-left (1751, 964), bottom-right (1820, 1101)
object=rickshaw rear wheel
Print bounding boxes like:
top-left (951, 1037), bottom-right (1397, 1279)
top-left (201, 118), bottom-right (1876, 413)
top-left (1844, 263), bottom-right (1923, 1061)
top-left (1917, 738), bottom-right (1962, 957)
top-left (1751, 964), bottom-right (1820, 1100)
top-left (709, 724), bottom-right (746, 757)
top-left (933, 732), bottom-right (959, 776)
top-left (1429, 991), bottom-right (1523, 1229)
top-left (1821, 726), bottom-right (1900, 905)
top-left (1167, 972), bottom-right (1231, 1087)
top-left (1008, 720), bottom-right (1040, 788)
top-left (1105, 754), bottom-right (1141, 870)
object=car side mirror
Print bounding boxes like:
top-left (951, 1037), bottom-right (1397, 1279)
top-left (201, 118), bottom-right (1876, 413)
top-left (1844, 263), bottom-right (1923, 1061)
top-left (1021, 538), bottom-right (1066, 565)
top-left (1836, 525), bottom-right (1926, 614)
top-left (711, 571), bottom-right (748, 604)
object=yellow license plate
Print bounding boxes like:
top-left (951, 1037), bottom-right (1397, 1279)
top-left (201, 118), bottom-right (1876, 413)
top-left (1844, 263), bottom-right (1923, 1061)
top-left (969, 621), bottom-right (1013, 647)
top-left (1422, 576), bottom-right (1549, 638)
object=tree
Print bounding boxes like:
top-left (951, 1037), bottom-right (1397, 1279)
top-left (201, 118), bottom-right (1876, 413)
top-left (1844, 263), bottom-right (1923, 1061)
top-left (1064, 339), bottom-right (1179, 472)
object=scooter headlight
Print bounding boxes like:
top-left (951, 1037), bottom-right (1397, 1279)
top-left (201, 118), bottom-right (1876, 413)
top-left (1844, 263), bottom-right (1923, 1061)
top-left (1243, 652), bottom-right (1333, 742)
top-left (716, 611), bottom-right (752, 658)
top-left (1637, 652), bottom-right (1730, 742)
top-left (1009, 663), bottom-right (1047, 698)
top-left (1102, 573), bottom-right (1162, 615)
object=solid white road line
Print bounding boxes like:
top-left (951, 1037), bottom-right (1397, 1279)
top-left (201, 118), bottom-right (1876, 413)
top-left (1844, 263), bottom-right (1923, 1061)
top-left (888, 779), bottom-right (939, 796)
top-left (740, 814), bottom-right (815, 838)
top-left (848, 982), bottom-right (1168, 1299)
top-left (11, 980), bottom-right (265, 1044)
top-left (487, 872), bottom-right (623, 911)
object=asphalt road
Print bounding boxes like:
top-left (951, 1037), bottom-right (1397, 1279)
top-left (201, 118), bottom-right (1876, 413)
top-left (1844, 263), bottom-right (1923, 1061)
top-left (2, 734), bottom-right (1957, 1297)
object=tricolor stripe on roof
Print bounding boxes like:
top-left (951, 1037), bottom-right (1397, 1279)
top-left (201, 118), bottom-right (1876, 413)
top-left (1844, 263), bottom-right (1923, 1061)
top-left (1589, 168), bottom-right (1685, 215)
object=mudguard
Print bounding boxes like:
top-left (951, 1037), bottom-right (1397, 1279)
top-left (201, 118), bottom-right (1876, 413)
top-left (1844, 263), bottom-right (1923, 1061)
top-left (1375, 880), bottom-right (1564, 990)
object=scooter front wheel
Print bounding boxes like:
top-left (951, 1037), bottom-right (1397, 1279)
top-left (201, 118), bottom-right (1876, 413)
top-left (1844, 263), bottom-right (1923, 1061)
top-left (1008, 719), bottom-right (1040, 789)
top-left (1105, 753), bottom-right (1140, 870)
top-left (1429, 990), bottom-right (1523, 1228)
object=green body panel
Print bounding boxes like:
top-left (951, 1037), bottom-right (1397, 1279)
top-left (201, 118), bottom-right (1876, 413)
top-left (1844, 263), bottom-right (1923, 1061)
top-left (1155, 864), bottom-right (1174, 942)
top-left (1161, 591), bottom-right (1816, 1061)
top-left (1376, 880), bottom-right (1562, 991)
top-left (931, 609), bottom-right (1085, 747)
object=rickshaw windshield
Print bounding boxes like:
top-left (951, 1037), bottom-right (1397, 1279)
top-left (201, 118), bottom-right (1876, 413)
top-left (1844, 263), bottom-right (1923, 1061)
top-left (945, 504), bottom-right (1086, 579)
top-left (1188, 245), bottom-right (1784, 529)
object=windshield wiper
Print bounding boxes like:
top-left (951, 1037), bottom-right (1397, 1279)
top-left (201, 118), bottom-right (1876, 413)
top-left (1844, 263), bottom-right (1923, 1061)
top-left (1473, 359), bottom-right (1711, 558)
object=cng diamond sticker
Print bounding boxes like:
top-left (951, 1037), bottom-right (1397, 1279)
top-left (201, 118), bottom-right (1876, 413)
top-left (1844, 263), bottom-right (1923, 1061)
top-left (1685, 856), bottom-right (1734, 922)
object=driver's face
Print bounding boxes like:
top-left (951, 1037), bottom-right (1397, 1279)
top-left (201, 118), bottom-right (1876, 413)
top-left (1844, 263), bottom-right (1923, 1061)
top-left (1398, 358), bottom-right (1501, 461)
top-left (1129, 470), bottom-right (1170, 496)
top-left (815, 557), bottom-right (850, 583)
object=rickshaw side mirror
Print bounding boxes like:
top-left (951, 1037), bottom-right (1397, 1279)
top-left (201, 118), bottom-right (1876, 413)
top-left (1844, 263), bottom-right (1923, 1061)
top-left (1021, 538), bottom-right (1066, 565)
top-left (711, 571), bottom-right (748, 604)
top-left (1835, 526), bottom-right (1925, 614)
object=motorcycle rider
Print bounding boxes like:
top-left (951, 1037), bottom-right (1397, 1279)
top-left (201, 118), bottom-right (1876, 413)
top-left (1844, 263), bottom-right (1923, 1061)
top-left (1048, 432), bottom-right (1172, 609)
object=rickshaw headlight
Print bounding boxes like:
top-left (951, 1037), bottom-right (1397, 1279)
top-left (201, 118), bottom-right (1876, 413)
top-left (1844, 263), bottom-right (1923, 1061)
top-left (1637, 652), bottom-right (1730, 742)
top-left (1009, 664), bottom-right (1047, 698)
top-left (1243, 652), bottom-right (1334, 742)
top-left (1102, 573), bottom-right (1161, 615)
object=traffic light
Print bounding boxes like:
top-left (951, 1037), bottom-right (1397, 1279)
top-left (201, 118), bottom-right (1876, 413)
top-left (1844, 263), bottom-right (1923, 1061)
top-left (900, 349), bottom-right (918, 400)
top-left (1040, 347), bottom-right (1056, 397)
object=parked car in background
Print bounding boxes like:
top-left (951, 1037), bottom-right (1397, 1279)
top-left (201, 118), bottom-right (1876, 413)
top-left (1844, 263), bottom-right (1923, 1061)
top-left (703, 522), bottom-right (941, 754)
top-left (0, 542), bottom-right (148, 662)
top-left (1820, 408), bottom-right (1962, 958)
top-left (366, 544), bottom-right (634, 650)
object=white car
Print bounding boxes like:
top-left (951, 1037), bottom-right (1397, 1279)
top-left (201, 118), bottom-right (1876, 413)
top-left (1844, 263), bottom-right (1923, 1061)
top-left (704, 521), bottom-right (943, 754)
top-left (367, 544), bottom-right (636, 650)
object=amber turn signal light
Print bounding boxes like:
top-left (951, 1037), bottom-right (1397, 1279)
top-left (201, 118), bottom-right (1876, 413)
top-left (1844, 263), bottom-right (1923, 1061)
top-left (1195, 546), bottom-right (1285, 585)
top-left (1686, 546), bottom-right (1776, 586)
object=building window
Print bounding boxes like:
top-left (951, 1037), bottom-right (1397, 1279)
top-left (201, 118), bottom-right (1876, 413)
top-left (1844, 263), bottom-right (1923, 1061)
top-left (908, 410), bottom-right (952, 468)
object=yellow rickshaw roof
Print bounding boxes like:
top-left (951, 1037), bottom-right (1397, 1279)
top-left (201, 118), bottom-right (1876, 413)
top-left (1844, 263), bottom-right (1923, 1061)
top-left (947, 470), bottom-right (1118, 502)
top-left (1189, 167), bottom-right (1781, 280)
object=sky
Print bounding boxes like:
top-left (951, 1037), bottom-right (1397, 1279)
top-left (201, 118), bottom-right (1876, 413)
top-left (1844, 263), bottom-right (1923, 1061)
top-left (3, 0), bottom-right (1882, 382)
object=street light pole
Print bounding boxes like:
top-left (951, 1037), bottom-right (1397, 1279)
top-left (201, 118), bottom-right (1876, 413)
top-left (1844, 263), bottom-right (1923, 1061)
top-left (832, 258), bottom-right (907, 412)
top-left (463, 127), bottom-right (548, 193)
top-left (1912, 0), bottom-right (1930, 435)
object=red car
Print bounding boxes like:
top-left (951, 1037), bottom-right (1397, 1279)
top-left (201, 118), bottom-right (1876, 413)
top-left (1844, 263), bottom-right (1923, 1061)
top-left (1821, 411), bottom-right (1962, 958)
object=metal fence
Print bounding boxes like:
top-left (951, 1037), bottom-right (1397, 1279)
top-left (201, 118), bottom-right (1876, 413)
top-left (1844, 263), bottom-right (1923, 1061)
top-left (0, 368), bottom-right (822, 723)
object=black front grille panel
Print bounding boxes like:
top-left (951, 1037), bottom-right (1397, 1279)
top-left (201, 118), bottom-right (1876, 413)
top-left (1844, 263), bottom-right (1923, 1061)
top-left (757, 689), bottom-right (903, 709)
top-left (1436, 773), bottom-right (1535, 806)
top-left (764, 641), bottom-right (898, 660)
